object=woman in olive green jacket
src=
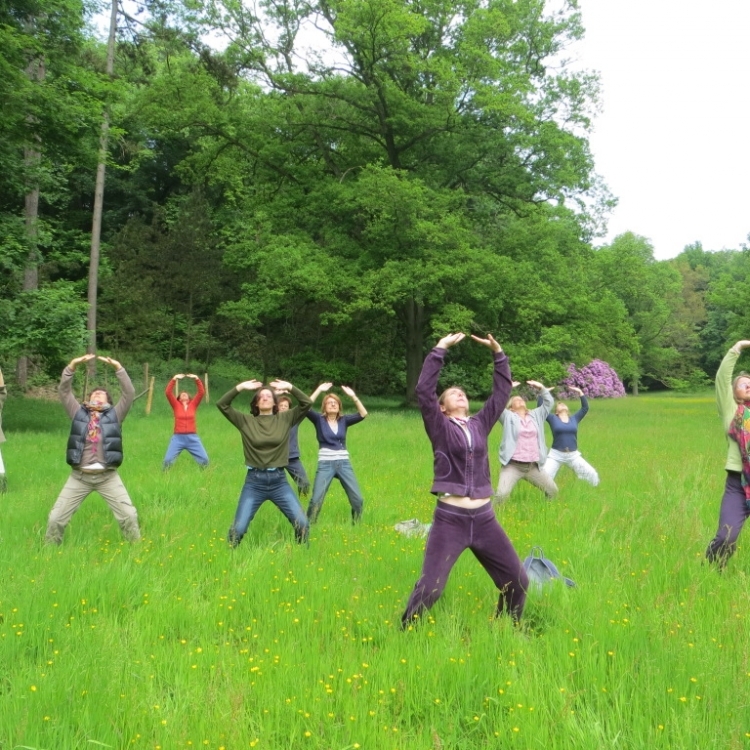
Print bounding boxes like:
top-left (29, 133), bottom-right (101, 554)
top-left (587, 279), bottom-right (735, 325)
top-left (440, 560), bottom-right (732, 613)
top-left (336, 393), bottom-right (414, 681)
top-left (706, 340), bottom-right (750, 566)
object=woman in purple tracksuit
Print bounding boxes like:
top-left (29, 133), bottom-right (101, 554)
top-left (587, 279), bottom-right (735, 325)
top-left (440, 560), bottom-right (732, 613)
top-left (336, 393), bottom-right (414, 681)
top-left (401, 332), bottom-right (528, 628)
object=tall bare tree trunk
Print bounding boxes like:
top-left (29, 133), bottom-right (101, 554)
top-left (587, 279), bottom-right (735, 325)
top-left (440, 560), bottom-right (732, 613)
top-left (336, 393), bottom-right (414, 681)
top-left (16, 52), bottom-right (46, 388)
top-left (184, 291), bottom-right (193, 367)
top-left (87, 0), bottom-right (117, 374)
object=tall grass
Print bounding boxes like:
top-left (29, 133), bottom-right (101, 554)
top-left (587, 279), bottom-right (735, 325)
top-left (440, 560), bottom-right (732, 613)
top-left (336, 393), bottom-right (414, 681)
top-left (1, 390), bottom-right (748, 749)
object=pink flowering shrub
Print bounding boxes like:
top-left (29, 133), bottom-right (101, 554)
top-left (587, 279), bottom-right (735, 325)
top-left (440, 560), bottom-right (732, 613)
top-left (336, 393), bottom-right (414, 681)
top-left (559, 360), bottom-right (626, 398)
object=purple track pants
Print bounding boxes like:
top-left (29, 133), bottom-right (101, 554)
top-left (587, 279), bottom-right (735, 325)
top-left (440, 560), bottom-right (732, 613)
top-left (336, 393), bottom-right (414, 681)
top-left (706, 471), bottom-right (750, 566)
top-left (402, 500), bottom-right (528, 626)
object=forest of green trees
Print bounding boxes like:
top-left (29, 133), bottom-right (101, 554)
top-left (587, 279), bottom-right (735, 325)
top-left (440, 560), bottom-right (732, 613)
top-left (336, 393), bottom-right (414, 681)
top-left (1, 0), bottom-right (748, 401)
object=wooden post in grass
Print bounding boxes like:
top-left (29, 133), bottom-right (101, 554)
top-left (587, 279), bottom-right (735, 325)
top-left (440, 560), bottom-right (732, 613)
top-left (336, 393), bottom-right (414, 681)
top-left (145, 376), bottom-right (155, 415)
top-left (204, 372), bottom-right (210, 404)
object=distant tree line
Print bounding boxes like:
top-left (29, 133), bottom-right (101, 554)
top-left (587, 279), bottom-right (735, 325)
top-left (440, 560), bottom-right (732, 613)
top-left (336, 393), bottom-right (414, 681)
top-left (0, 0), bottom-right (745, 400)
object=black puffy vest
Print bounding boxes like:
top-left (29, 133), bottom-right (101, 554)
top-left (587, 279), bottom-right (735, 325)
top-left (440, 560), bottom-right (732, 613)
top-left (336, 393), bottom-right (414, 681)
top-left (66, 406), bottom-right (123, 468)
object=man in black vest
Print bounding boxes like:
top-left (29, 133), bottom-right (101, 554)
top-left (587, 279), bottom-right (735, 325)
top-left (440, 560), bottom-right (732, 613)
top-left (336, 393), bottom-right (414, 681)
top-left (45, 353), bottom-right (141, 544)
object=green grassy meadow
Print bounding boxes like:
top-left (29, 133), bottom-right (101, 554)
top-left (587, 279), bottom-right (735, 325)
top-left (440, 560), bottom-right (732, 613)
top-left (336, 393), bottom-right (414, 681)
top-left (1, 388), bottom-right (749, 749)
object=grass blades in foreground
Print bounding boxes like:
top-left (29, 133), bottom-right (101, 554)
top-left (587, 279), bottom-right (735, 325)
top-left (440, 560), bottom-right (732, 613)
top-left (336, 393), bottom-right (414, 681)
top-left (0, 392), bottom-right (748, 749)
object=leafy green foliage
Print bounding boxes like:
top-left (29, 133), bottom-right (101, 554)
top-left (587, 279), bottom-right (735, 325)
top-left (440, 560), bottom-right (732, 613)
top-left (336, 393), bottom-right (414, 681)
top-left (0, 283), bottom-right (87, 375)
top-left (0, 0), bottom-right (743, 396)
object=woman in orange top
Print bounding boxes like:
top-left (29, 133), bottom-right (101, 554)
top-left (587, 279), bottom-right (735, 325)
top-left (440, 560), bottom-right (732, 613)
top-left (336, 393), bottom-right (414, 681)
top-left (163, 373), bottom-right (209, 468)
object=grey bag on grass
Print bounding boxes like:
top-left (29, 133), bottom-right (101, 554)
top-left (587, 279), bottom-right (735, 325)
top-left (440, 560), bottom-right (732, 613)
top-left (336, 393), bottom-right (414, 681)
top-left (394, 518), bottom-right (432, 538)
top-left (523, 546), bottom-right (576, 589)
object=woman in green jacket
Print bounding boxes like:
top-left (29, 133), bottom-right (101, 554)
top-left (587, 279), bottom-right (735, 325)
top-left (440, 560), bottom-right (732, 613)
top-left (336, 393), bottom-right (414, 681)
top-left (217, 379), bottom-right (312, 546)
top-left (706, 339), bottom-right (750, 567)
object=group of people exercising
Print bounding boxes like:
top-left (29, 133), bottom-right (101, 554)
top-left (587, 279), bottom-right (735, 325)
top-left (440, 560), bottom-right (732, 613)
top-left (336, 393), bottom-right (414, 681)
top-left (42, 356), bottom-right (368, 549)
top-left (2, 333), bottom-right (746, 627)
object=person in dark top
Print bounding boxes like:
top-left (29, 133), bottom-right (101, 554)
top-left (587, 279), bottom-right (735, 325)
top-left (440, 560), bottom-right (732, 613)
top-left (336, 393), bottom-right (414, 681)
top-left (277, 394), bottom-right (310, 497)
top-left (305, 383), bottom-right (368, 523)
top-left (401, 332), bottom-right (528, 629)
top-left (46, 353), bottom-right (141, 544)
top-left (0, 366), bottom-right (6, 493)
top-left (217, 379), bottom-right (312, 546)
top-left (541, 386), bottom-right (599, 486)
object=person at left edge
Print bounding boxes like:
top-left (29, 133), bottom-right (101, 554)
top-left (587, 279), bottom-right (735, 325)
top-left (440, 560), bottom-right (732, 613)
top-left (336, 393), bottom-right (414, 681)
top-left (0, 366), bottom-right (7, 493)
top-left (45, 354), bottom-right (141, 544)
top-left (217, 379), bottom-right (312, 546)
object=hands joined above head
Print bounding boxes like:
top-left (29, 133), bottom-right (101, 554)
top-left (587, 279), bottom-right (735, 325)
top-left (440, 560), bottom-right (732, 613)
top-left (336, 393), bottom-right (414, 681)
top-left (525, 380), bottom-right (546, 391)
top-left (69, 354), bottom-right (122, 370)
top-left (269, 379), bottom-right (292, 393)
top-left (237, 379), bottom-right (264, 392)
top-left (436, 332), bottom-right (502, 352)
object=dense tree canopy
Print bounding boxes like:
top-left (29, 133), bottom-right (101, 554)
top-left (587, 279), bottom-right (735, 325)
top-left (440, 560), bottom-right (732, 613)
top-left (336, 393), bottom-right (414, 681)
top-left (0, 0), bottom-right (747, 396)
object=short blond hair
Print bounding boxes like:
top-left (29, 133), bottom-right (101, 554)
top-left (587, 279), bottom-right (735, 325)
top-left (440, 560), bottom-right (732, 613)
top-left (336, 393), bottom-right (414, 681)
top-left (322, 393), bottom-right (344, 420)
top-left (507, 395), bottom-right (526, 411)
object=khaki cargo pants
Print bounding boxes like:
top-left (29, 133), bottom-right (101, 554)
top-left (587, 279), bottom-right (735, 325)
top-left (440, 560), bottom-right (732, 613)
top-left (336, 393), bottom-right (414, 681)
top-left (46, 469), bottom-right (141, 544)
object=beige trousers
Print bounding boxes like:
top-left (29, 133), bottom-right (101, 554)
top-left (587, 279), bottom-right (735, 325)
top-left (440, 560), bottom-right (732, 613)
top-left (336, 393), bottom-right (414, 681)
top-left (46, 469), bottom-right (141, 544)
top-left (496, 460), bottom-right (558, 502)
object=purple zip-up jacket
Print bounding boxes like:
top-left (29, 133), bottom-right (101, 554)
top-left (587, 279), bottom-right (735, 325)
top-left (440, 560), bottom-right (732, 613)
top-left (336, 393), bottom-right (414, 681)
top-left (416, 347), bottom-right (512, 498)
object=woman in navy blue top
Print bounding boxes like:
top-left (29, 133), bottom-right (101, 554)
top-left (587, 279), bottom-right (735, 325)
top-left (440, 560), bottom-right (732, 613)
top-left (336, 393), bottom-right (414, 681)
top-left (541, 386), bottom-right (599, 486)
top-left (306, 383), bottom-right (368, 523)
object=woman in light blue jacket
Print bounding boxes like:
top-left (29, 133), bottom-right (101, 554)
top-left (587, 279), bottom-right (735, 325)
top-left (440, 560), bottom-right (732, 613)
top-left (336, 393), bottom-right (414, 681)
top-left (496, 381), bottom-right (558, 501)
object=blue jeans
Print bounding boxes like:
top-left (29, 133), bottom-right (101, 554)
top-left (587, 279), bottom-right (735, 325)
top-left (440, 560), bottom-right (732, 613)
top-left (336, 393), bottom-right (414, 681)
top-left (163, 434), bottom-right (209, 468)
top-left (228, 469), bottom-right (309, 546)
top-left (307, 459), bottom-right (364, 523)
top-left (285, 457), bottom-right (311, 497)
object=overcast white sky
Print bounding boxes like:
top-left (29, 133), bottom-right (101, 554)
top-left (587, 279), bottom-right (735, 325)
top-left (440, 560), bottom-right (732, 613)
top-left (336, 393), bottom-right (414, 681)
top-left (572, 0), bottom-right (750, 259)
